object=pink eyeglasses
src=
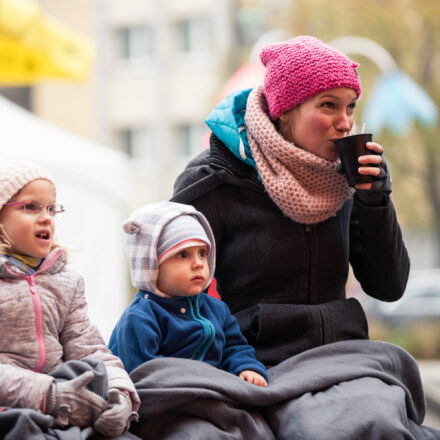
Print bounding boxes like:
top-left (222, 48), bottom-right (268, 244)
top-left (3, 200), bottom-right (65, 217)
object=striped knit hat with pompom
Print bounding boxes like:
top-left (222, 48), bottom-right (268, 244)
top-left (260, 36), bottom-right (362, 120)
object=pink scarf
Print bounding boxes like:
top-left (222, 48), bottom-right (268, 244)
top-left (245, 87), bottom-right (353, 225)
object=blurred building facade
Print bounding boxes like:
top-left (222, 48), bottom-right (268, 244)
top-left (4, 0), bottom-right (285, 210)
top-left (6, 0), bottom-right (438, 270)
top-left (31, 0), bottom-right (237, 209)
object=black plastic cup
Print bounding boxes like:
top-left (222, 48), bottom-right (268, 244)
top-left (335, 133), bottom-right (378, 186)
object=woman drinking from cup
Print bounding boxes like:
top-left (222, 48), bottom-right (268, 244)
top-left (169, 36), bottom-right (439, 438)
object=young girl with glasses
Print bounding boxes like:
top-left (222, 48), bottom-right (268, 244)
top-left (0, 159), bottom-right (140, 438)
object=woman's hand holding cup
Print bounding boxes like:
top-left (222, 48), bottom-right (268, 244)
top-left (355, 141), bottom-right (384, 190)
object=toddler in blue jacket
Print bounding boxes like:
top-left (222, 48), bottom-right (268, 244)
top-left (109, 201), bottom-right (268, 387)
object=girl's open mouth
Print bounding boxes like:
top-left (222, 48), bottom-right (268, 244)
top-left (36, 231), bottom-right (50, 240)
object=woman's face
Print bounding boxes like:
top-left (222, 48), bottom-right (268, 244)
top-left (278, 88), bottom-right (358, 161)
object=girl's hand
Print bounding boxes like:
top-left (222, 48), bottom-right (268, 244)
top-left (94, 389), bottom-right (139, 437)
top-left (45, 371), bottom-right (107, 428)
top-left (355, 142), bottom-right (383, 190)
top-left (239, 370), bottom-right (268, 387)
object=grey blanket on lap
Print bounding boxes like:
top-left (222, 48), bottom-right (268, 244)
top-left (130, 340), bottom-right (440, 440)
top-left (0, 357), bottom-right (140, 440)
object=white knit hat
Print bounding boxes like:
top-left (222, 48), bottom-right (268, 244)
top-left (0, 159), bottom-right (55, 209)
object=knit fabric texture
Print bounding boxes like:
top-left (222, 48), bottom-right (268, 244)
top-left (0, 159), bottom-right (55, 209)
top-left (261, 36), bottom-right (361, 120)
top-left (157, 214), bottom-right (211, 265)
top-left (123, 201), bottom-right (216, 296)
top-left (245, 87), bottom-right (354, 225)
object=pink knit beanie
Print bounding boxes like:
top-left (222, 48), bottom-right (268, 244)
top-left (0, 159), bottom-right (55, 210)
top-left (261, 36), bottom-right (361, 120)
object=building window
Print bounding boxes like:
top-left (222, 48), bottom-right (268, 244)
top-left (117, 26), bottom-right (154, 62)
top-left (175, 18), bottom-right (211, 55)
top-left (175, 124), bottom-right (206, 159)
top-left (119, 127), bottom-right (156, 161)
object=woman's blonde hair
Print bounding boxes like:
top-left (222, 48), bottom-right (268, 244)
top-left (276, 106), bottom-right (299, 144)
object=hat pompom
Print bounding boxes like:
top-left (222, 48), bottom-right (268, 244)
top-left (123, 220), bottom-right (141, 235)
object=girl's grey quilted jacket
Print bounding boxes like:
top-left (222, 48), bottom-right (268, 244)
top-left (0, 248), bottom-right (139, 411)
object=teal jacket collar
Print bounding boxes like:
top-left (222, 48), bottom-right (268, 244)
top-left (205, 88), bottom-right (257, 170)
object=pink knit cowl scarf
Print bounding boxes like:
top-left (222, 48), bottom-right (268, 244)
top-left (245, 87), bottom-right (354, 225)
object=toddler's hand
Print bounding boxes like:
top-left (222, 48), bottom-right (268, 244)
top-left (94, 388), bottom-right (139, 437)
top-left (239, 370), bottom-right (268, 387)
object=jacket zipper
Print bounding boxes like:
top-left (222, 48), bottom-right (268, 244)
top-left (187, 296), bottom-right (215, 361)
top-left (27, 275), bottom-right (46, 372)
top-left (305, 225), bottom-right (325, 345)
top-left (3, 251), bottom-right (62, 373)
top-left (305, 224), bottom-right (312, 303)
top-left (306, 225), bottom-right (326, 345)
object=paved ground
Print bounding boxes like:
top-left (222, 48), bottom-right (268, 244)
top-left (418, 360), bottom-right (440, 429)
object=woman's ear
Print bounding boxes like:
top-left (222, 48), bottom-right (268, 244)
top-left (278, 112), bottom-right (289, 123)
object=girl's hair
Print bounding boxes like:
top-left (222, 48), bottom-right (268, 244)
top-left (0, 224), bottom-right (12, 255)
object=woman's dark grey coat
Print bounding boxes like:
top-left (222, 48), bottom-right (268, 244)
top-left (172, 134), bottom-right (410, 367)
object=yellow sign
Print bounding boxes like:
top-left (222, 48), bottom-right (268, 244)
top-left (0, 0), bottom-right (92, 84)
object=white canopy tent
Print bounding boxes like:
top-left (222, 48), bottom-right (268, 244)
top-left (0, 95), bottom-right (131, 341)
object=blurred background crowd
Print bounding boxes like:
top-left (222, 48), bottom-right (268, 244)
top-left (0, 0), bottom-right (439, 366)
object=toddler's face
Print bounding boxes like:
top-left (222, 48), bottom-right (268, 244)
top-left (0, 179), bottom-right (56, 258)
top-left (157, 244), bottom-right (210, 297)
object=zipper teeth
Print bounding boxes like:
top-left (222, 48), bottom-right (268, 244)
top-left (28, 277), bottom-right (46, 372)
top-left (306, 225), bottom-right (312, 303)
top-left (5, 264), bottom-right (52, 373)
top-left (188, 297), bottom-right (214, 360)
